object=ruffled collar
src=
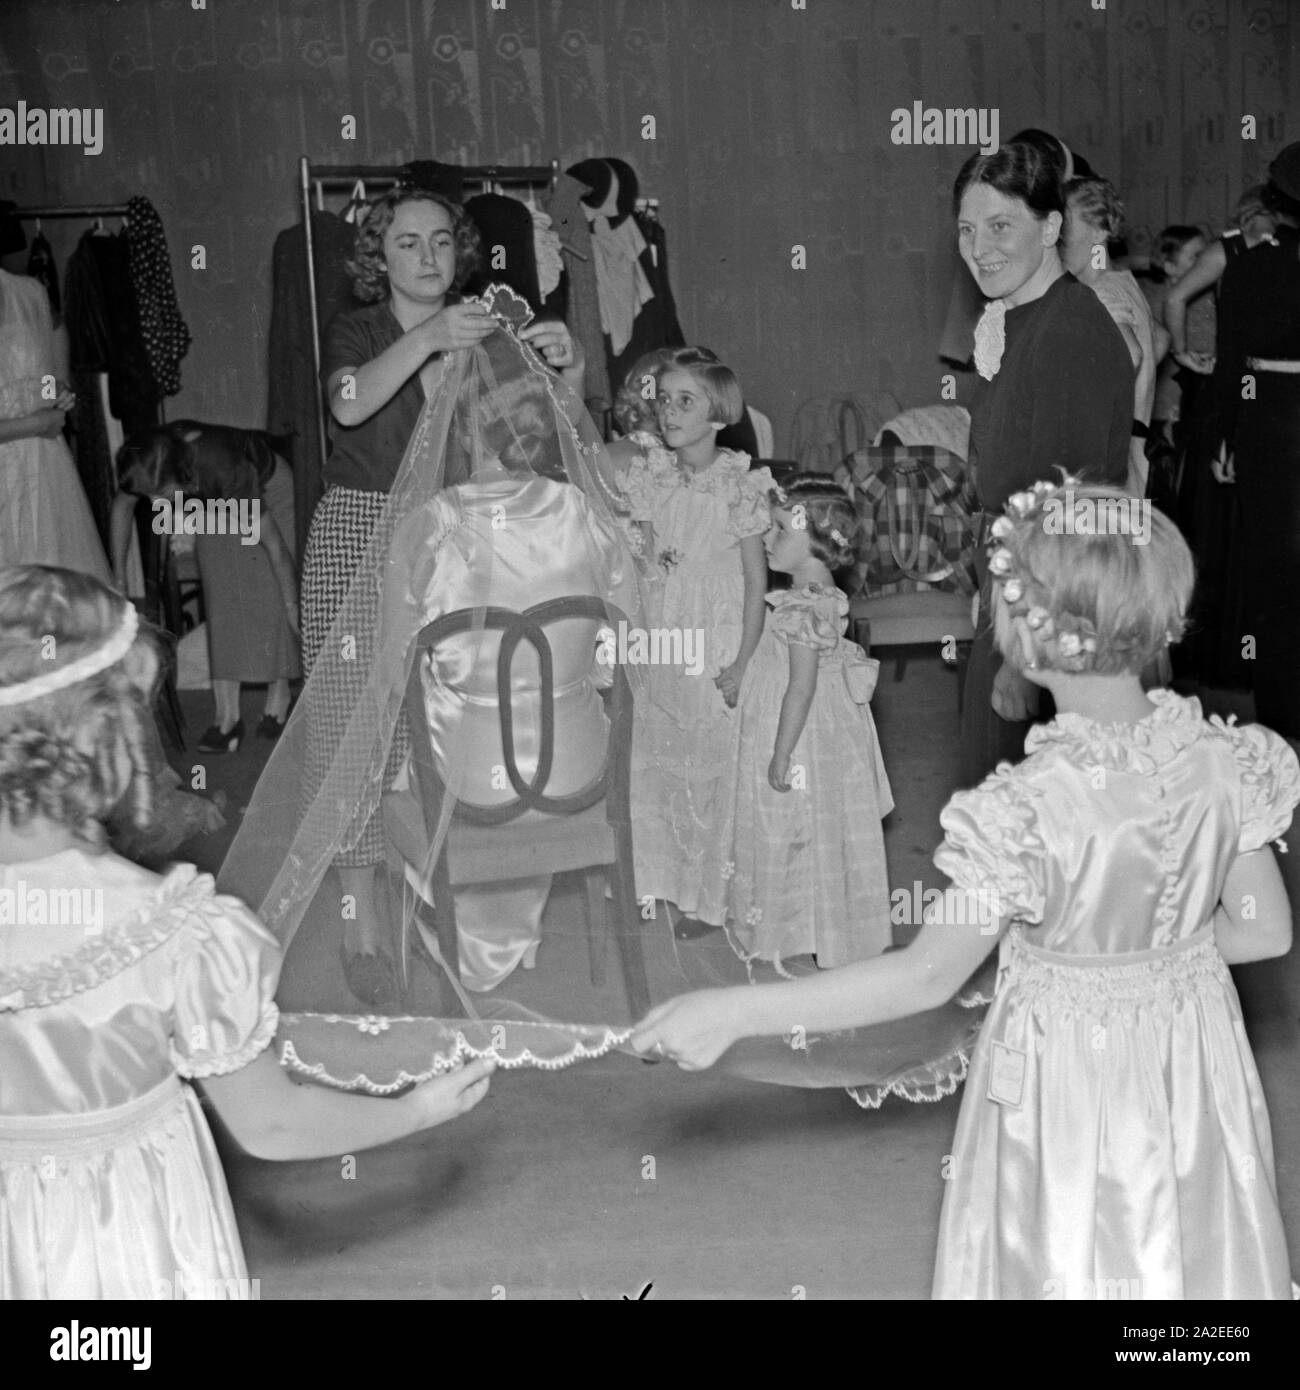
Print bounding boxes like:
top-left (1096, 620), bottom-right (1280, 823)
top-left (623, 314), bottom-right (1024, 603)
top-left (0, 863), bottom-right (207, 1012)
top-left (641, 439), bottom-right (751, 489)
top-left (1025, 689), bottom-right (1207, 772)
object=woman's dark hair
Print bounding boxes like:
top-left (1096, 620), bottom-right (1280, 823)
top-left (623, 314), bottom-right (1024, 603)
top-left (1261, 178), bottom-right (1300, 223)
top-left (952, 141), bottom-right (1065, 220)
top-left (346, 189), bottom-right (484, 303)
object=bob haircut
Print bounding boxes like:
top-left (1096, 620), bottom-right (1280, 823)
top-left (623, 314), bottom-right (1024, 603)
top-left (659, 347), bottom-right (744, 427)
top-left (952, 140), bottom-right (1065, 221)
top-left (0, 566), bottom-right (161, 845)
top-left (346, 188), bottom-right (484, 304)
top-left (778, 474), bottom-right (859, 571)
top-left (990, 485), bottom-right (1194, 677)
top-left (614, 349), bottom-right (677, 435)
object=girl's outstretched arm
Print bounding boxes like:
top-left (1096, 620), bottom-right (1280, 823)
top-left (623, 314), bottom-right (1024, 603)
top-left (633, 904), bottom-right (1007, 1070)
top-left (769, 642), bottom-right (817, 791)
top-left (201, 1049), bottom-right (494, 1160)
top-left (716, 533), bottom-right (768, 706)
top-left (1213, 849), bottom-right (1293, 964)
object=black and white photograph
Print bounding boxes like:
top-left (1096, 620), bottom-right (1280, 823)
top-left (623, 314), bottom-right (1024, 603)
top-left (0, 0), bottom-right (1298, 1334)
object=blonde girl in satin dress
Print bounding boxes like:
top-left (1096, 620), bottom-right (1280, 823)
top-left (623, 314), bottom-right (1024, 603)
top-left (0, 567), bottom-right (492, 1300)
top-left (634, 480), bottom-right (1298, 1300)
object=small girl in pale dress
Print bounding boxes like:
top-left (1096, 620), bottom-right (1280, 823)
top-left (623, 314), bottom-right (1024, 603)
top-left (636, 481), bottom-right (1298, 1300)
top-left (0, 566), bottom-right (492, 1299)
top-left (698, 477), bottom-right (894, 968)
top-left (627, 349), bottom-right (773, 918)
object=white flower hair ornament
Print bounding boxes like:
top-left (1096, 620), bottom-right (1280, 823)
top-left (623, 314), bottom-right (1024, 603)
top-left (987, 474), bottom-right (1101, 673)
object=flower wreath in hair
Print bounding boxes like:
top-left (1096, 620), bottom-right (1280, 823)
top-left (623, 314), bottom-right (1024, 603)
top-left (986, 473), bottom-right (1102, 673)
top-left (772, 485), bottom-right (851, 552)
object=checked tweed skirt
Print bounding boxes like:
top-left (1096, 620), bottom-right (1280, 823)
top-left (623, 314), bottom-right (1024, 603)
top-left (301, 485), bottom-right (409, 867)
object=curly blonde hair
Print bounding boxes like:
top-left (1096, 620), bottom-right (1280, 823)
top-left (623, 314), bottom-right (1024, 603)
top-left (0, 567), bottom-right (160, 846)
top-left (346, 189), bottom-right (484, 304)
top-left (989, 484), bottom-right (1192, 676)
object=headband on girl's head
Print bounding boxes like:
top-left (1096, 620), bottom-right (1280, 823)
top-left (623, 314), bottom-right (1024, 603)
top-left (0, 606), bottom-right (139, 707)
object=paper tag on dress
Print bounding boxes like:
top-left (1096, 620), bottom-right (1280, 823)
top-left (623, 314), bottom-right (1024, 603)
top-left (987, 1041), bottom-right (1026, 1107)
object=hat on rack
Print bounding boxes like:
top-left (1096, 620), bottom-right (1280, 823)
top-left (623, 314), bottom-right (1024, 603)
top-left (1266, 141), bottom-right (1300, 202)
top-left (0, 200), bottom-right (27, 257)
top-left (566, 157), bottom-right (639, 228)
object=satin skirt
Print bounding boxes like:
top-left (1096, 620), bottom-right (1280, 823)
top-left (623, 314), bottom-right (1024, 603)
top-left (933, 928), bottom-right (1291, 1299)
top-left (0, 1076), bottom-right (251, 1300)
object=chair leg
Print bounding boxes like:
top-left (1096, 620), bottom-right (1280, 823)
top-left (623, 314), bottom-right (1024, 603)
top-left (609, 824), bottom-right (651, 1018)
top-left (584, 869), bottom-right (608, 988)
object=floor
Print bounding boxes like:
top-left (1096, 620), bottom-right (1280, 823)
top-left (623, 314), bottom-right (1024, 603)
top-left (174, 653), bottom-right (1300, 1300)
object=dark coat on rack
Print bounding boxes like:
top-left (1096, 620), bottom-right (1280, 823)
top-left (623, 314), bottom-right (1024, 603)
top-left (463, 193), bottom-right (541, 309)
top-left (546, 173), bottom-right (610, 419)
top-left (265, 211), bottom-right (358, 557)
top-left (607, 211), bottom-right (685, 390)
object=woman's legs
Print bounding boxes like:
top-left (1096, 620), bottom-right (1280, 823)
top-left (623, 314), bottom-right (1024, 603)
top-left (263, 678), bottom-right (291, 721)
top-left (339, 863), bottom-right (384, 956)
top-left (212, 678), bottom-right (241, 732)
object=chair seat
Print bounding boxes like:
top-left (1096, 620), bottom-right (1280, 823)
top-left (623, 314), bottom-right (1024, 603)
top-left (384, 788), bottom-right (616, 886)
top-left (850, 588), bottom-right (975, 647)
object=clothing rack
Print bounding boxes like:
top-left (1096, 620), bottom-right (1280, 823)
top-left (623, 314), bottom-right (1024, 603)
top-left (297, 155), bottom-right (559, 475)
top-left (13, 203), bottom-right (129, 219)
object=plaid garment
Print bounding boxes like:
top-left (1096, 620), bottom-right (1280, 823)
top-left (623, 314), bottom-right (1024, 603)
top-left (834, 445), bottom-right (978, 599)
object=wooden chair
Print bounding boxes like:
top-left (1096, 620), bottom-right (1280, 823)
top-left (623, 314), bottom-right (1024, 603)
top-left (382, 597), bottom-right (650, 1017)
top-left (849, 589), bottom-right (976, 711)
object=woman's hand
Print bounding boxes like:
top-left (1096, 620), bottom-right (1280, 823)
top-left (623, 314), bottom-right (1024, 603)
top-left (1211, 443), bottom-right (1236, 485)
top-left (715, 658), bottom-right (746, 707)
top-left (768, 750), bottom-right (793, 792)
top-left (405, 1056), bottom-right (495, 1128)
top-left (631, 989), bottom-right (745, 1071)
top-left (421, 302), bottom-right (495, 356)
top-left (991, 664), bottom-right (1040, 722)
top-left (519, 318), bottom-right (577, 370)
top-left (1173, 349), bottom-right (1215, 375)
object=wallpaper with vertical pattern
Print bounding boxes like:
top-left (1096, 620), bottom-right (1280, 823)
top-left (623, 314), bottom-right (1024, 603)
top-left (0, 0), bottom-right (1294, 450)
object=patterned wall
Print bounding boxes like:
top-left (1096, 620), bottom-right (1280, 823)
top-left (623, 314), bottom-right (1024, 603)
top-left (0, 0), bottom-right (1294, 451)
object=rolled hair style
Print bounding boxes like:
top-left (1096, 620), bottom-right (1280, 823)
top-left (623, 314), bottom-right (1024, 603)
top-left (989, 486), bottom-right (1193, 677)
top-left (346, 188), bottom-right (484, 304)
top-left (0, 567), bottom-right (160, 845)
top-left (1064, 176), bottom-right (1126, 242)
top-left (779, 474), bottom-right (860, 571)
top-left (952, 141), bottom-right (1065, 220)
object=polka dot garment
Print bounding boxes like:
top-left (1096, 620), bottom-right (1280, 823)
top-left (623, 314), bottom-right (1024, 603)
top-left (125, 195), bottom-right (191, 397)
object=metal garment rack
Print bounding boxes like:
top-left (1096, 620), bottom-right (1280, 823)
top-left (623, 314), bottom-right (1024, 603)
top-left (297, 154), bottom-right (559, 474)
top-left (13, 203), bottom-right (129, 220)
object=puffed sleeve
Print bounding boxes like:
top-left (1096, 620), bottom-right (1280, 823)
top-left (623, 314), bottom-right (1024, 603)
top-left (1229, 722), bottom-right (1300, 854)
top-left (768, 589), bottom-right (846, 652)
top-left (725, 461), bottom-right (774, 538)
top-left (169, 875), bottom-right (281, 1079)
top-left (933, 771), bottom-right (1047, 925)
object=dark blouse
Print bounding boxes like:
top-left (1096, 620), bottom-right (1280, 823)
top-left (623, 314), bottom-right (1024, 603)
top-left (320, 300), bottom-right (444, 494)
top-left (968, 273), bottom-right (1133, 513)
top-left (1212, 225), bottom-right (1300, 447)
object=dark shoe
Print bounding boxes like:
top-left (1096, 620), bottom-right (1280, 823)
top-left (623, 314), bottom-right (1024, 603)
top-left (257, 713), bottom-right (288, 740)
top-left (673, 915), bottom-right (721, 941)
top-left (340, 944), bottom-right (398, 1011)
top-left (197, 719), bottom-right (244, 754)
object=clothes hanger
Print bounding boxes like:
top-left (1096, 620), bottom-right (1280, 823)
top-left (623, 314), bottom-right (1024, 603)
top-left (343, 178), bottom-right (367, 225)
